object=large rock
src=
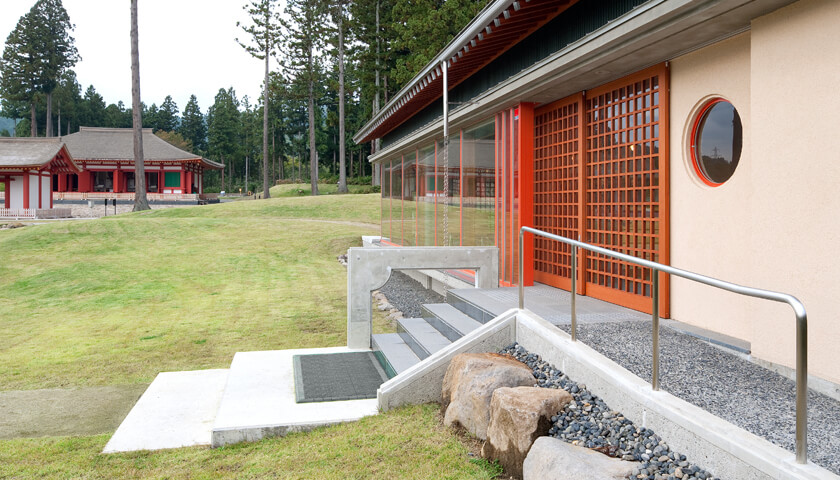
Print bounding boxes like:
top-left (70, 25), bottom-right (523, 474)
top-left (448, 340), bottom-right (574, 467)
top-left (523, 436), bottom-right (638, 480)
top-left (481, 387), bottom-right (573, 479)
top-left (441, 353), bottom-right (535, 440)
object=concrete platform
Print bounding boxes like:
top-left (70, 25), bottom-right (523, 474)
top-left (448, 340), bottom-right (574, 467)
top-left (211, 347), bottom-right (379, 447)
top-left (103, 369), bottom-right (228, 453)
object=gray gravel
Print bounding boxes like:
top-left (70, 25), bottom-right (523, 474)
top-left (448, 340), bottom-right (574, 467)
top-left (556, 321), bottom-right (840, 475)
top-left (502, 343), bottom-right (719, 480)
top-left (377, 270), bottom-right (444, 318)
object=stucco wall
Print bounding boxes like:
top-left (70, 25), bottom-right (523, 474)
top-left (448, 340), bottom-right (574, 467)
top-left (669, 33), bottom-right (754, 343)
top-left (669, 0), bottom-right (840, 383)
top-left (748, 0), bottom-right (840, 383)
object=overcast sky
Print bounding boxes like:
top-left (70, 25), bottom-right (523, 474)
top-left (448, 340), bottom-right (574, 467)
top-left (1, 0), bottom-right (270, 114)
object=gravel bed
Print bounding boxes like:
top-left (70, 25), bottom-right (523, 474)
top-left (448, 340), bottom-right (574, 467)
top-left (555, 322), bottom-right (840, 475)
top-left (377, 270), bottom-right (444, 318)
top-left (502, 343), bottom-right (719, 480)
top-left (66, 203), bottom-right (185, 218)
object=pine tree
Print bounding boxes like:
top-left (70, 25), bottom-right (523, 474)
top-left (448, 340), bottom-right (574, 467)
top-left (130, 0), bottom-right (150, 211)
top-left (331, 1), bottom-right (349, 194)
top-left (31, 0), bottom-right (79, 137)
top-left (207, 88), bottom-right (242, 192)
top-left (157, 95), bottom-right (179, 132)
top-left (237, 0), bottom-right (281, 199)
top-left (282, 0), bottom-right (328, 196)
top-left (0, 8), bottom-right (42, 137)
top-left (179, 94), bottom-right (207, 153)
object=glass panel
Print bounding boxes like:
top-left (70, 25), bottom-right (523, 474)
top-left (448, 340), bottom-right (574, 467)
top-left (416, 145), bottom-right (436, 246)
top-left (392, 158), bottom-right (403, 245)
top-left (462, 119), bottom-right (496, 247)
top-left (381, 160), bottom-right (391, 242)
top-left (435, 136), bottom-right (460, 246)
top-left (694, 100), bottom-right (742, 185)
top-left (402, 152), bottom-right (417, 246)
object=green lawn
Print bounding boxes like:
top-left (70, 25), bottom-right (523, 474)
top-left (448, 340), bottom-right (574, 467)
top-left (269, 182), bottom-right (379, 197)
top-left (0, 193), bottom-right (501, 478)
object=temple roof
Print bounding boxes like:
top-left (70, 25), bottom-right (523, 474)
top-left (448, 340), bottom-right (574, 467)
top-left (0, 138), bottom-right (80, 173)
top-left (62, 127), bottom-right (223, 169)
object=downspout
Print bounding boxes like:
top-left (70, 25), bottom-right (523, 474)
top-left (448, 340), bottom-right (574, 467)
top-left (442, 59), bottom-right (450, 246)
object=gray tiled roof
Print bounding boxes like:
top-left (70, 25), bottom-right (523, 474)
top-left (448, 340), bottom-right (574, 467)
top-left (62, 127), bottom-right (222, 168)
top-left (0, 137), bottom-right (66, 168)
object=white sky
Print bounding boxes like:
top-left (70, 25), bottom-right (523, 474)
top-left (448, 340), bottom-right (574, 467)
top-left (0, 0), bottom-right (271, 114)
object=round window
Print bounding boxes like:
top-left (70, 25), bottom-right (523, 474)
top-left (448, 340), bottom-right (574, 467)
top-left (690, 98), bottom-right (743, 186)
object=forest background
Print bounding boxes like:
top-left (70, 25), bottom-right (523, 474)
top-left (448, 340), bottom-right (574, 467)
top-left (0, 0), bottom-right (491, 194)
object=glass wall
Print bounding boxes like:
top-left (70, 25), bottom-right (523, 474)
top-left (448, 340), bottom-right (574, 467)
top-left (461, 120), bottom-right (496, 246)
top-left (436, 136), bottom-right (460, 246)
top-left (379, 116), bottom-right (495, 249)
top-left (417, 144), bottom-right (436, 246)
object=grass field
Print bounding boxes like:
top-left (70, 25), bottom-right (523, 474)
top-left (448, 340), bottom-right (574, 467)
top-left (0, 193), bottom-right (501, 478)
top-left (269, 182), bottom-right (379, 197)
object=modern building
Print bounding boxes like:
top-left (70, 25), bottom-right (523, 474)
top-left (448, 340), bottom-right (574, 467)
top-left (355, 0), bottom-right (840, 384)
top-left (56, 127), bottom-right (223, 195)
top-left (0, 137), bottom-right (79, 217)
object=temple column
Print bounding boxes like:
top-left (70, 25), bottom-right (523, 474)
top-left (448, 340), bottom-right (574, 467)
top-left (23, 171), bottom-right (29, 209)
top-left (4, 179), bottom-right (9, 208)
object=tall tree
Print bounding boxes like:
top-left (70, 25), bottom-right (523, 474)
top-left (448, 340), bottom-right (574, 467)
top-left (0, 8), bottom-right (42, 136)
top-left (207, 87), bottom-right (241, 192)
top-left (282, 0), bottom-right (327, 196)
top-left (157, 95), bottom-right (179, 132)
top-left (179, 94), bottom-right (207, 153)
top-left (332, 1), bottom-right (349, 193)
top-left (237, 0), bottom-right (281, 199)
top-left (130, 0), bottom-right (149, 211)
top-left (32, 0), bottom-right (80, 137)
top-left (78, 85), bottom-right (105, 127)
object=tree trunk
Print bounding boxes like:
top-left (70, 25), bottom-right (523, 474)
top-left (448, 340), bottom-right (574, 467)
top-left (30, 102), bottom-right (36, 137)
top-left (308, 77), bottom-right (319, 196)
top-left (262, 26), bottom-right (271, 199)
top-left (46, 92), bottom-right (53, 137)
top-left (337, 8), bottom-right (348, 194)
top-left (130, 0), bottom-right (150, 211)
top-left (221, 155), bottom-right (225, 191)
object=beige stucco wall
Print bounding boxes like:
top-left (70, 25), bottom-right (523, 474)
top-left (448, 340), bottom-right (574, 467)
top-left (669, 0), bottom-right (840, 384)
top-left (669, 33), bottom-right (754, 343)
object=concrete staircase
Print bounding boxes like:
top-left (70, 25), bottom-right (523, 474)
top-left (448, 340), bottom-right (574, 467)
top-left (372, 289), bottom-right (491, 378)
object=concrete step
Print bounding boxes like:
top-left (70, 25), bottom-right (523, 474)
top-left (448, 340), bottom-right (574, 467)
top-left (421, 303), bottom-right (483, 341)
top-left (397, 317), bottom-right (453, 360)
top-left (446, 288), bottom-right (499, 324)
top-left (371, 333), bottom-right (421, 378)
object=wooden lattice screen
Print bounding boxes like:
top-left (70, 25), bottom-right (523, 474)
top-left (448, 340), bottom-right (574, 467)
top-left (531, 64), bottom-right (669, 315)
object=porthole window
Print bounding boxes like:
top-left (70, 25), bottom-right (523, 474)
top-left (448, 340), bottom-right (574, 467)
top-left (690, 98), bottom-right (742, 186)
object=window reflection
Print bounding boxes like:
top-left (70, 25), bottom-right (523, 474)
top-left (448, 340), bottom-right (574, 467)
top-left (693, 100), bottom-right (742, 185)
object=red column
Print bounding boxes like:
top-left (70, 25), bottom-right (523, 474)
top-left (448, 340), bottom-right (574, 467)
top-left (49, 174), bottom-right (53, 208)
top-left (78, 170), bottom-right (91, 192)
top-left (186, 172), bottom-right (193, 194)
top-left (58, 174), bottom-right (67, 192)
top-left (23, 171), bottom-right (30, 209)
top-left (180, 169), bottom-right (186, 193)
top-left (4, 179), bottom-right (9, 208)
top-left (38, 171), bottom-right (42, 208)
top-left (113, 169), bottom-right (121, 193)
top-left (517, 102), bottom-right (536, 287)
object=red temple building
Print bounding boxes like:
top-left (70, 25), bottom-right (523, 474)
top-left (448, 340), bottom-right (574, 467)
top-left (55, 127), bottom-right (222, 197)
top-left (0, 137), bottom-right (79, 218)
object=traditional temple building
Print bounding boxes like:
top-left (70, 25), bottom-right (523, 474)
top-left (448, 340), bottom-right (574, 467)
top-left (356, 0), bottom-right (840, 384)
top-left (56, 127), bottom-right (222, 195)
top-left (0, 138), bottom-right (79, 217)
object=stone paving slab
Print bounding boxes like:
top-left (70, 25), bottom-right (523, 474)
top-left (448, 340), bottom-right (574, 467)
top-left (103, 369), bottom-right (229, 453)
top-left (211, 347), bottom-right (380, 447)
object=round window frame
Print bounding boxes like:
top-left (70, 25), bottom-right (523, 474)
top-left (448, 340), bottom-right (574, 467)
top-left (689, 97), bottom-right (741, 187)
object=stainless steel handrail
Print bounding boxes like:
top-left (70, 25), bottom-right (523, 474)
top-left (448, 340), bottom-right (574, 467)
top-left (518, 226), bottom-right (809, 464)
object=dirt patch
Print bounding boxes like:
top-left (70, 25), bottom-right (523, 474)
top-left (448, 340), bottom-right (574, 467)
top-left (0, 384), bottom-right (149, 439)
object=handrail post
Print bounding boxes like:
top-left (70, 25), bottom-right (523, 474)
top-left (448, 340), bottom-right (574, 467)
top-left (518, 229), bottom-right (525, 309)
top-left (571, 245), bottom-right (577, 341)
top-left (652, 268), bottom-right (660, 391)
top-left (795, 309), bottom-right (808, 463)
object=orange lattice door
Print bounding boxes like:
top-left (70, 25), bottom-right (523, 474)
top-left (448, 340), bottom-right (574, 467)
top-left (533, 93), bottom-right (584, 291)
top-left (584, 64), bottom-right (670, 315)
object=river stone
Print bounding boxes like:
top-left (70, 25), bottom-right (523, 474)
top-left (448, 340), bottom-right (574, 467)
top-left (481, 387), bottom-right (573, 479)
top-left (523, 436), bottom-right (638, 480)
top-left (441, 353), bottom-right (535, 440)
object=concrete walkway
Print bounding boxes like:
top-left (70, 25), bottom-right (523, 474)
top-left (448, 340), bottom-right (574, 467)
top-left (103, 346), bottom-right (380, 453)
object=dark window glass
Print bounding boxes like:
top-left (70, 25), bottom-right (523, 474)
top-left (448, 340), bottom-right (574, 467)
top-left (692, 100), bottom-right (742, 185)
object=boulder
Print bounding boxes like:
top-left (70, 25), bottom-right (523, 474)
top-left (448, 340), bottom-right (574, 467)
top-left (481, 387), bottom-right (573, 479)
top-left (441, 353), bottom-right (535, 439)
top-left (523, 436), bottom-right (638, 480)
